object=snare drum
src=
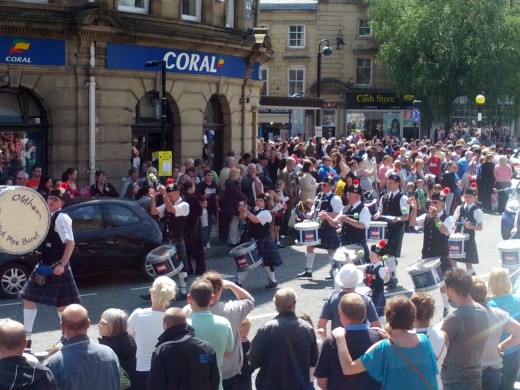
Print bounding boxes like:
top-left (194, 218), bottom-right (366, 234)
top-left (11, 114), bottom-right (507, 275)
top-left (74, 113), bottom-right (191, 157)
top-left (146, 244), bottom-right (183, 278)
top-left (333, 245), bottom-right (365, 266)
top-left (498, 240), bottom-right (520, 269)
top-left (406, 257), bottom-right (445, 292)
top-left (229, 241), bottom-right (263, 272)
top-left (448, 233), bottom-right (469, 259)
top-left (366, 221), bottom-right (387, 241)
top-left (294, 221), bottom-right (320, 246)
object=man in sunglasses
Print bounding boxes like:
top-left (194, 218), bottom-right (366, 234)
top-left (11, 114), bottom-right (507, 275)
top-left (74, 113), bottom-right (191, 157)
top-left (409, 188), bottom-right (454, 317)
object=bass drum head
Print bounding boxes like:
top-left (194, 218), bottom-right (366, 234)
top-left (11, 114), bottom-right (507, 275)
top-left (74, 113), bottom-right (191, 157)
top-left (0, 186), bottom-right (50, 254)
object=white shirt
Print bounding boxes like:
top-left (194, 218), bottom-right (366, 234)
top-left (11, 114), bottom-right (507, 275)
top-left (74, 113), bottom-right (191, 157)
top-left (416, 322), bottom-right (448, 390)
top-left (53, 211), bottom-right (74, 243)
top-left (255, 208), bottom-right (272, 225)
top-left (377, 190), bottom-right (410, 214)
top-left (155, 197), bottom-right (190, 218)
top-left (127, 308), bottom-right (165, 371)
top-left (452, 202), bottom-right (484, 225)
top-left (335, 200), bottom-right (371, 229)
top-left (311, 191), bottom-right (343, 215)
top-left (414, 211), bottom-right (454, 235)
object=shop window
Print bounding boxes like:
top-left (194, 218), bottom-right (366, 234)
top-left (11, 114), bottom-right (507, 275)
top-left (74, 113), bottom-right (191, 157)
top-left (288, 66), bottom-right (305, 97)
top-left (203, 95), bottom-right (224, 172)
top-left (358, 20), bottom-right (372, 37)
top-left (118, 0), bottom-right (150, 14)
top-left (0, 88), bottom-right (47, 180)
top-left (225, 0), bottom-right (234, 28)
top-left (289, 26), bottom-right (305, 48)
top-left (356, 58), bottom-right (372, 86)
top-left (259, 66), bottom-right (269, 96)
top-left (182, 0), bottom-right (202, 22)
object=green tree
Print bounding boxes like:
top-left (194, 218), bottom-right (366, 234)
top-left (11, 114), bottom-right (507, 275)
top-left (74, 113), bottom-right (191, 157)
top-left (368, 0), bottom-right (520, 129)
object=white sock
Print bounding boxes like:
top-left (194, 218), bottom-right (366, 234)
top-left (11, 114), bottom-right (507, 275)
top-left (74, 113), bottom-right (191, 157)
top-left (441, 292), bottom-right (450, 309)
top-left (178, 272), bottom-right (187, 293)
top-left (237, 271), bottom-right (249, 284)
top-left (23, 308), bottom-right (37, 338)
top-left (386, 256), bottom-right (397, 273)
top-left (466, 268), bottom-right (476, 276)
top-left (305, 253), bottom-right (315, 270)
top-left (328, 254), bottom-right (334, 267)
top-left (263, 266), bottom-right (276, 282)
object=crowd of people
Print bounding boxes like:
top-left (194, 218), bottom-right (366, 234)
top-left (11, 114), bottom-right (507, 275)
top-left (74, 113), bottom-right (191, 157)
top-left (1, 127), bottom-right (520, 389)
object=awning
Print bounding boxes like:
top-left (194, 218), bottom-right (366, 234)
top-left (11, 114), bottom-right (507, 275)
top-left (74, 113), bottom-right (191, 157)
top-left (260, 96), bottom-right (324, 109)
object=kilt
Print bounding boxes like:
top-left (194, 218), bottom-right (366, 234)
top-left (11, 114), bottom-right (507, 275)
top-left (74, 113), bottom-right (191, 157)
top-left (257, 237), bottom-right (283, 268)
top-left (171, 237), bottom-right (189, 272)
top-left (455, 235), bottom-right (479, 264)
top-left (385, 225), bottom-right (405, 257)
top-left (371, 292), bottom-right (386, 317)
top-left (19, 264), bottom-right (81, 307)
top-left (317, 224), bottom-right (340, 251)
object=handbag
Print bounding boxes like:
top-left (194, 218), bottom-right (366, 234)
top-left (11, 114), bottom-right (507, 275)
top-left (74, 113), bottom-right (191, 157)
top-left (389, 339), bottom-right (434, 390)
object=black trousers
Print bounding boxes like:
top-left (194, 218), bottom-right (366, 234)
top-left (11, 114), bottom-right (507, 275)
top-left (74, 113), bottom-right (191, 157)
top-left (185, 224), bottom-right (206, 274)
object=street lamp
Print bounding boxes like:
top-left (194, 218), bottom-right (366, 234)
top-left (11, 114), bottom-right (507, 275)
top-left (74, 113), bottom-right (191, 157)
top-left (476, 93), bottom-right (485, 134)
top-left (145, 60), bottom-right (167, 150)
top-left (316, 39), bottom-right (333, 144)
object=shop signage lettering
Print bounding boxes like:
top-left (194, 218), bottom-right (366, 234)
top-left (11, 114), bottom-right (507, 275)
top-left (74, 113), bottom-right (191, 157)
top-left (259, 108), bottom-right (291, 114)
top-left (347, 92), bottom-right (413, 110)
top-left (107, 43), bottom-right (260, 80)
top-left (356, 94), bottom-right (396, 104)
top-left (0, 36), bottom-right (65, 66)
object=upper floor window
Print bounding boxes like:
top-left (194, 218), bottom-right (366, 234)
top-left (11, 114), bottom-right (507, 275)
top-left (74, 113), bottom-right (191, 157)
top-left (356, 58), bottom-right (372, 86)
top-left (358, 20), bottom-right (372, 37)
top-left (259, 66), bottom-right (268, 96)
top-left (289, 26), bottom-right (305, 48)
top-left (182, 0), bottom-right (201, 22)
top-left (225, 0), bottom-right (235, 28)
top-left (288, 66), bottom-right (305, 96)
top-left (118, 0), bottom-right (150, 14)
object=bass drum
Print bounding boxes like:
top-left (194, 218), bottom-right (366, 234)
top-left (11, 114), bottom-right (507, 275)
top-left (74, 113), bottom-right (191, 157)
top-left (0, 186), bottom-right (50, 254)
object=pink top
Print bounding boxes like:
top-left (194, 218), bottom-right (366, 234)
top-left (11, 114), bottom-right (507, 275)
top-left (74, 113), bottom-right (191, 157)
top-left (494, 165), bottom-right (512, 182)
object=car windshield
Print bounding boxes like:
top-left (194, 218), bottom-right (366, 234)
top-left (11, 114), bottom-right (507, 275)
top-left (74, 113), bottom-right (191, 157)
top-left (506, 181), bottom-right (520, 213)
top-left (512, 269), bottom-right (520, 296)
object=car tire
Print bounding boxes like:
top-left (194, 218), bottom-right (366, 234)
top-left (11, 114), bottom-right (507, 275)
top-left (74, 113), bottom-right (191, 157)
top-left (139, 256), bottom-right (155, 281)
top-left (0, 263), bottom-right (29, 299)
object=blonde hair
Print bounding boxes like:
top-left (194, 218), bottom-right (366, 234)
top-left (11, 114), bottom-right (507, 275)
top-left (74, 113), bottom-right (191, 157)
top-left (228, 168), bottom-right (240, 181)
top-left (151, 276), bottom-right (176, 306)
top-left (498, 155), bottom-right (508, 168)
top-left (488, 267), bottom-right (512, 297)
top-left (239, 316), bottom-right (252, 338)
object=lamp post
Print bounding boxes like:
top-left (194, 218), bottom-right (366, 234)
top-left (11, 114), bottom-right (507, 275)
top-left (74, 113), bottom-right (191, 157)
top-left (475, 93), bottom-right (485, 134)
top-left (145, 60), bottom-right (167, 150)
top-left (316, 39), bottom-right (332, 148)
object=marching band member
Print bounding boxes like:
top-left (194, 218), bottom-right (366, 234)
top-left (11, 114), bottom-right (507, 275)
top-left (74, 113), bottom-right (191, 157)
top-left (237, 194), bottom-right (283, 288)
top-left (373, 172), bottom-right (409, 289)
top-left (451, 182), bottom-right (483, 275)
top-left (297, 173), bottom-right (343, 280)
top-left (409, 187), bottom-right (455, 317)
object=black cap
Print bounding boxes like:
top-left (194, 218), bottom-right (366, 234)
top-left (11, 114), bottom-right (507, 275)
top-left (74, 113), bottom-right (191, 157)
top-left (347, 179), bottom-right (363, 196)
top-left (387, 173), bottom-right (401, 183)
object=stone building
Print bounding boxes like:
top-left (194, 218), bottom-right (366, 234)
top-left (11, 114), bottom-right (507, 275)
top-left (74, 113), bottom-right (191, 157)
top-left (0, 0), bottom-right (271, 185)
top-left (259, 0), bottom-right (414, 141)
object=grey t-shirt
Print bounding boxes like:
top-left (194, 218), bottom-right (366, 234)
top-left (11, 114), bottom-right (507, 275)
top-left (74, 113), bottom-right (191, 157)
top-left (320, 290), bottom-right (379, 331)
top-left (441, 302), bottom-right (490, 384)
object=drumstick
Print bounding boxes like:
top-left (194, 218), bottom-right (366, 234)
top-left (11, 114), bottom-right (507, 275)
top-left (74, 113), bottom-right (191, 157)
top-left (379, 215), bottom-right (401, 222)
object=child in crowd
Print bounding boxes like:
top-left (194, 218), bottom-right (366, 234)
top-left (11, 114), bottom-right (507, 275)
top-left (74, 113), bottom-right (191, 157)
top-left (414, 179), bottom-right (427, 215)
top-left (299, 313), bottom-right (323, 388)
top-left (235, 317), bottom-right (253, 390)
top-left (406, 181), bottom-right (416, 232)
top-left (200, 198), bottom-right (210, 249)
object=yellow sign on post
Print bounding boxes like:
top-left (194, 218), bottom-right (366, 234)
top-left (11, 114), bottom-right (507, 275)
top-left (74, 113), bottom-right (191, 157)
top-left (158, 151), bottom-right (172, 177)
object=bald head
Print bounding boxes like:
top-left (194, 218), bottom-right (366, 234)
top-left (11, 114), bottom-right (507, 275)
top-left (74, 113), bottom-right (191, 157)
top-left (274, 287), bottom-right (297, 313)
top-left (0, 318), bottom-right (27, 356)
top-left (163, 308), bottom-right (187, 330)
top-left (61, 304), bottom-right (90, 337)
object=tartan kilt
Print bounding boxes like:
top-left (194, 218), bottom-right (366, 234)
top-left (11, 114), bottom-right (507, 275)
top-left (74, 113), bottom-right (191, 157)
top-left (385, 225), bottom-right (405, 257)
top-left (371, 292), bottom-right (386, 317)
top-left (454, 235), bottom-right (479, 264)
top-left (257, 237), bottom-right (283, 268)
top-left (317, 225), bottom-right (340, 251)
top-left (18, 264), bottom-right (81, 307)
top-left (171, 237), bottom-right (190, 272)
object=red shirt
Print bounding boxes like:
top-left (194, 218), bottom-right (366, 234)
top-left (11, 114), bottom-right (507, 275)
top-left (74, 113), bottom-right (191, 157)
top-left (427, 155), bottom-right (441, 176)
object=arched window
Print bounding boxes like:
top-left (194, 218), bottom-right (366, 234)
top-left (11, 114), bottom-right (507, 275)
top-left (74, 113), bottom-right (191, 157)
top-left (203, 95), bottom-right (224, 171)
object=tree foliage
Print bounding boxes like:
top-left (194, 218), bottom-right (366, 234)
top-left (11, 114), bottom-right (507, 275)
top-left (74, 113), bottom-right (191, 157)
top-left (367, 0), bottom-right (520, 128)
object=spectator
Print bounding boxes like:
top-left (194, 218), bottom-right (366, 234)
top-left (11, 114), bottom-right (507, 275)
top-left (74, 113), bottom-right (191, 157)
top-left (220, 168), bottom-right (247, 246)
top-left (248, 287), bottom-right (319, 390)
top-left (494, 155), bottom-right (513, 213)
top-left (0, 318), bottom-right (57, 390)
top-left (332, 295), bottom-right (439, 389)
top-left (45, 304), bottom-right (120, 390)
top-left (15, 170), bottom-right (28, 186)
top-left (91, 170), bottom-right (119, 197)
top-left (315, 293), bottom-right (382, 390)
top-left (184, 271), bottom-right (254, 390)
top-left (128, 276), bottom-right (176, 390)
top-left (441, 268), bottom-right (489, 389)
top-left (97, 308), bottom-right (137, 390)
top-left (62, 167), bottom-right (80, 198)
top-left (36, 175), bottom-right (53, 200)
top-left (26, 165), bottom-right (42, 189)
top-left (147, 307), bottom-right (219, 390)
top-left (120, 167), bottom-right (140, 198)
top-left (187, 278), bottom-right (234, 390)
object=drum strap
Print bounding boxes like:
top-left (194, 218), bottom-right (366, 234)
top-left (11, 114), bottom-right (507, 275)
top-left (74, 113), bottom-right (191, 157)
top-left (389, 339), bottom-right (434, 390)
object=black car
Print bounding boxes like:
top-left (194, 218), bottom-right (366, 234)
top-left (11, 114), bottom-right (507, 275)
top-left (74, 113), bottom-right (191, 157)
top-left (0, 199), bottom-right (163, 298)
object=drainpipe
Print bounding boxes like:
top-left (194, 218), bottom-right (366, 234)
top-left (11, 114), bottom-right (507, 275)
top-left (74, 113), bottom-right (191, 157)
top-left (88, 41), bottom-right (96, 185)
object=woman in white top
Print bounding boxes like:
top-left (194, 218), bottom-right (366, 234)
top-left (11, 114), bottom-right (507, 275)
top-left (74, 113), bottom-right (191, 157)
top-left (411, 292), bottom-right (448, 390)
top-left (299, 160), bottom-right (318, 203)
top-left (128, 276), bottom-right (176, 390)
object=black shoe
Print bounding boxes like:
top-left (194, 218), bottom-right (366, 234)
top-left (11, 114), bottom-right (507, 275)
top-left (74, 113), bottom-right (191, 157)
top-left (24, 339), bottom-right (32, 352)
top-left (235, 279), bottom-right (243, 287)
top-left (324, 269), bottom-right (334, 280)
top-left (265, 281), bottom-right (278, 289)
top-left (175, 292), bottom-right (187, 301)
top-left (297, 269), bottom-right (313, 278)
top-left (140, 293), bottom-right (151, 301)
top-left (187, 269), bottom-right (194, 276)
